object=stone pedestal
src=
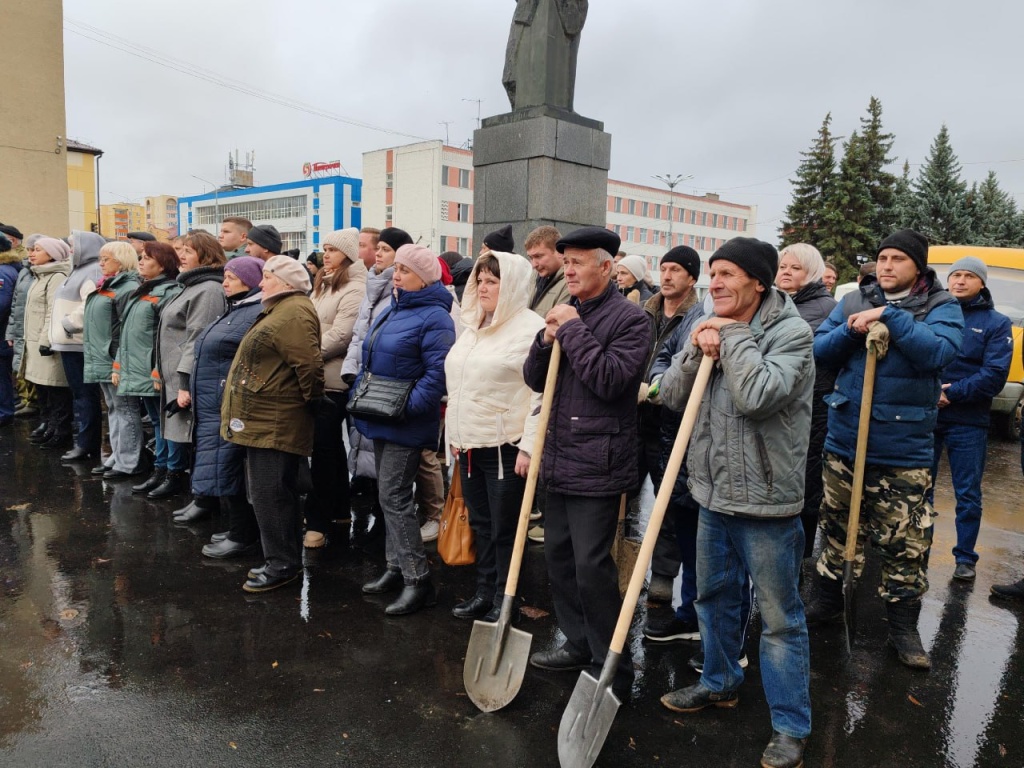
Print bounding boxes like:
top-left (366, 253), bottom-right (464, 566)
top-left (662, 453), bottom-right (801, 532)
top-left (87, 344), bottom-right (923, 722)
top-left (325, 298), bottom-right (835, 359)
top-left (472, 108), bottom-right (611, 253)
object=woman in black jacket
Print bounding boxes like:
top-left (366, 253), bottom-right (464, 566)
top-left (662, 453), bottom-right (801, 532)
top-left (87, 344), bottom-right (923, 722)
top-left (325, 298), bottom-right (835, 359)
top-left (777, 243), bottom-right (838, 558)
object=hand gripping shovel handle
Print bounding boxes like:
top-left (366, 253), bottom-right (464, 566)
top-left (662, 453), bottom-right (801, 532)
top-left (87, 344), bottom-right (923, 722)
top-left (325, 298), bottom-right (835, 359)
top-left (609, 354), bottom-right (714, 654)
top-left (504, 340), bottom-right (561, 600)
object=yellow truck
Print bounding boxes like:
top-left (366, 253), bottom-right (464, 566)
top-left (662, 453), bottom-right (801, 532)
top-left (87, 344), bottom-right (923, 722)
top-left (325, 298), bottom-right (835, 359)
top-left (928, 245), bottom-right (1024, 440)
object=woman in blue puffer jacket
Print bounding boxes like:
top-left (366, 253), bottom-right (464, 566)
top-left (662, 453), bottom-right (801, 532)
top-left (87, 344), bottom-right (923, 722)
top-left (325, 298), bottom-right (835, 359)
top-left (354, 243), bottom-right (455, 617)
top-left (184, 257), bottom-right (266, 558)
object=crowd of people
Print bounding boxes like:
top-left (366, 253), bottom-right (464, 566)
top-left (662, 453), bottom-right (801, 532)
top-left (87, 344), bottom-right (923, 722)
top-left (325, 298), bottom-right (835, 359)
top-left (2, 214), bottom-right (1024, 768)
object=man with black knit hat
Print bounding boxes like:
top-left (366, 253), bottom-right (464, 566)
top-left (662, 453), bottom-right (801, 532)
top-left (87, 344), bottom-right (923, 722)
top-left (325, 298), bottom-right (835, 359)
top-left (480, 224), bottom-right (514, 255)
top-left (658, 238), bottom-right (814, 768)
top-left (245, 224), bottom-right (282, 260)
top-left (807, 229), bottom-right (964, 672)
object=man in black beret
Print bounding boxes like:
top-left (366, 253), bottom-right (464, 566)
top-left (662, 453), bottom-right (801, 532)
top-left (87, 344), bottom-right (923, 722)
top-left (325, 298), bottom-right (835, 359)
top-left (126, 231), bottom-right (156, 256)
top-left (522, 225), bottom-right (650, 701)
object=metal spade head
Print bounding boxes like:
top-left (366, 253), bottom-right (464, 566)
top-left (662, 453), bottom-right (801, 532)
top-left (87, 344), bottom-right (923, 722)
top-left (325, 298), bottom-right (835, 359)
top-left (557, 667), bottom-right (621, 768)
top-left (464, 611), bottom-right (533, 713)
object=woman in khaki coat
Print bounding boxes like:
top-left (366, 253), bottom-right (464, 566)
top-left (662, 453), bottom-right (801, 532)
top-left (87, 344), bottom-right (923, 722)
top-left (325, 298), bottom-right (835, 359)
top-left (304, 228), bottom-right (367, 548)
top-left (23, 237), bottom-right (73, 448)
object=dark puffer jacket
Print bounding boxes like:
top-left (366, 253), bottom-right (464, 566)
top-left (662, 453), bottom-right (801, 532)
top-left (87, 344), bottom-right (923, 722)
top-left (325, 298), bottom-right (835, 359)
top-left (190, 290), bottom-right (264, 497)
top-left (937, 288), bottom-right (1013, 429)
top-left (351, 281), bottom-right (455, 450)
top-left (523, 281), bottom-right (650, 497)
top-left (815, 271), bottom-right (963, 468)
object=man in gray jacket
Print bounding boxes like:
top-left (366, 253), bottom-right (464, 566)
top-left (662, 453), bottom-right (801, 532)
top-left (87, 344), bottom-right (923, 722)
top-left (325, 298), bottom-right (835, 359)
top-left (658, 238), bottom-right (813, 768)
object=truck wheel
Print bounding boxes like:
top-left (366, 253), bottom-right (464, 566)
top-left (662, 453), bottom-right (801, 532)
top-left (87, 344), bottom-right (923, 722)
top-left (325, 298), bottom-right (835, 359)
top-left (1007, 392), bottom-right (1024, 442)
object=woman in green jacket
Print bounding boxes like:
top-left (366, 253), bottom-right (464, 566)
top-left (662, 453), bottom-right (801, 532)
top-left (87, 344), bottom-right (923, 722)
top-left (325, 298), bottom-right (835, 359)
top-left (83, 241), bottom-right (141, 479)
top-left (222, 255), bottom-right (324, 593)
top-left (113, 241), bottom-right (181, 495)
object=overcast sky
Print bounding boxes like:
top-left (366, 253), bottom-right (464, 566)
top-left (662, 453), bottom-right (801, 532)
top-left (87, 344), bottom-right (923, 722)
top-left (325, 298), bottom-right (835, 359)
top-left (63, 0), bottom-right (1024, 242)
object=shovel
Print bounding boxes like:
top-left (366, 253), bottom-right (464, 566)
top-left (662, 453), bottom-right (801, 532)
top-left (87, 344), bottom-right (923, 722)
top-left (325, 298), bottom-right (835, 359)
top-left (464, 340), bottom-right (562, 713)
top-left (558, 354), bottom-right (714, 768)
top-left (611, 493), bottom-right (639, 598)
top-left (842, 324), bottom-right (888, 654)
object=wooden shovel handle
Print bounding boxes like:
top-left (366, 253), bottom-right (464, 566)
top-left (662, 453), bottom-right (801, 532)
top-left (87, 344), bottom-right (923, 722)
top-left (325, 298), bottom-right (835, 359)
top-left (844, 343), bottom-right (878, 563)
top-left (609, 354), bottom-right (715, 654)
top-left (504, 340), bottom-right (561, 598)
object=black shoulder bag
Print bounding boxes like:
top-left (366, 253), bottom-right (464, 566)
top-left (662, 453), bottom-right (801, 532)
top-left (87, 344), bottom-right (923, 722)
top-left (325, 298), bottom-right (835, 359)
top-left (347, 309), bottom-right (415, 422)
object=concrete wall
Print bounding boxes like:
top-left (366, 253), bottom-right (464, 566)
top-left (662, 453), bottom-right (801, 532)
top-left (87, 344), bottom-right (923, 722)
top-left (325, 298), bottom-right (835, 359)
top-left (0, 0), bottom-right (69, 238)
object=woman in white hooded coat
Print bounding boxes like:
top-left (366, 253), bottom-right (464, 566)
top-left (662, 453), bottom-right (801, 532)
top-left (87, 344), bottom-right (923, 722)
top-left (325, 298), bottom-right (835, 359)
top-left (444, 250), bottom-right (544, 623)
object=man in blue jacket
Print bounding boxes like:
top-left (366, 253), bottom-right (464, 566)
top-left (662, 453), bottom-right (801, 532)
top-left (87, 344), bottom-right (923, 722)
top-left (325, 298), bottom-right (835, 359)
top-left (0, 233), bottom-right (22, 427)
top-left (807, 230), bottom-right (964, 670)
top-left (523, 226), bottom-right (650, 701)
top-left (931, 256), bottom-right (1012, 581)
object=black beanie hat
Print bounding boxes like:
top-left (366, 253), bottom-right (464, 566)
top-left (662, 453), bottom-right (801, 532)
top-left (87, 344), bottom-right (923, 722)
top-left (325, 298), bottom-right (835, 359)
top-left (378, 227), bottom-right (413, 252)
top-left (0, 224), bottom-right (24, 241)
top-left (877, 229), bottom-right (929, 274)
top-left (661, 246), bottom-right (702, 281)
top-left (0, 234), bottom-right (11, 254)
top-left (248, 224), bottom-right (282, 254)
top-left (483, 224), bottom-right (514, 253)
top-left (708, 237), bottom-right (778, 291)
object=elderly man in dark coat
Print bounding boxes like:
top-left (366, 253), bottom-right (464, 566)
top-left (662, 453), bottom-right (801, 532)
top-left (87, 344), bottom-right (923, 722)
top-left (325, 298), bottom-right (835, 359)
top-left (523, 226), bottom-right (650, 700)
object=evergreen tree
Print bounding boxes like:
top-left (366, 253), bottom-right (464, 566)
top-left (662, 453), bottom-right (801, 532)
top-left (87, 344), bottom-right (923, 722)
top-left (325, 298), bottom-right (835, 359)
top-left (969, 171), bottom-right (1022, 246)
top-left (858, 97), bottom-right (898, 241)
top-left (909, 124), bottom-right (974, 244)
top-left (891, 161), bottom-right (916, 230)
top-left (818, 130), bottom-right (875, 278)
top-left (780, 113), bottom-right (837, 248)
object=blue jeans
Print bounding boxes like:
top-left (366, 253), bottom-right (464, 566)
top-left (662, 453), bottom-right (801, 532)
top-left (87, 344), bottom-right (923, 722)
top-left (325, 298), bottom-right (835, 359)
top-left (696, 507), bottom-right (811, 739)
top-left (931, 423), bottom-right (987, 565)
top-left (143, 397), bottom-right (186, 471)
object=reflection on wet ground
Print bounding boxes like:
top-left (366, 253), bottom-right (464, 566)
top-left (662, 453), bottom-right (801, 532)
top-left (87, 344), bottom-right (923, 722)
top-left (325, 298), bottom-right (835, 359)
top-left (0, 422), bottom-right (1022, 768)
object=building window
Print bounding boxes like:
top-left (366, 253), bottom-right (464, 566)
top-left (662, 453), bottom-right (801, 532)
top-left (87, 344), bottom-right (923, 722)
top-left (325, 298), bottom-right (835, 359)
top-left (653, 204), bottom-right (661, 220)
top-left (281, 231), bottom-right (307, 254)
top-left (711, 214), bottom-right (718, 228)
top-left (639, 228), bottom-right (647, 243)
top-left (457, 237), bottom-right (469, 254)
top-left (628, 199), bottom-right (636, 215)
top-left (386, 172), bottom-right (394, 189)
top-left (700, 211), bottom-right (708, 226)
top-left (740, 219), bottom-right (748, 232)
top-left (459, 169), bottom-right (471, 188)
top-left (614, 197), bottom-right (622, 213)
top-left (441, 165), bottom-right (450, 186)
top-left (456, 203), bottom-right (470, 223)
top-left (641, 201), bottom-right (649, 217)
top-left (194, 195), bottom-right (307, 226)
top-left (626, 226), bottom-right (634, 242)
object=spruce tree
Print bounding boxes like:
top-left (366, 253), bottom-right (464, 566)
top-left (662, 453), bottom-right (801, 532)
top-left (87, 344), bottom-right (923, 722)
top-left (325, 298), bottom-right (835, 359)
top-left (818, 130), bottom-right (876, 279)
top-left (909, 124), bottom-right (974, 244)
top-left (858, 97), bottom-right (898, 241)
top-left (891, 161), bottom-right (916, 231)
top-left (970, 171), bottom-right (1022, 246)
top-left (780, 113), bottom-right (837, 248)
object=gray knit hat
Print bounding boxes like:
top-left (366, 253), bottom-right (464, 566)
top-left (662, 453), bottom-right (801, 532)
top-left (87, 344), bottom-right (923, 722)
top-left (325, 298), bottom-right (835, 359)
top-left (948, 255), bottom-right (988, 285)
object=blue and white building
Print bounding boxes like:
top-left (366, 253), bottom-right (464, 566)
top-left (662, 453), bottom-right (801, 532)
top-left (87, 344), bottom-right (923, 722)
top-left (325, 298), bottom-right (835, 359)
top-left (177, 176), bottom-right (362, 254)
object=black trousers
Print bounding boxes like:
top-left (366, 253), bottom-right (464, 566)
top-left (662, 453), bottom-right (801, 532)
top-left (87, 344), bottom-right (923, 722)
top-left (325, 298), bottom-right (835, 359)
top-left (460, 444), bottom-right (524, 599)
top-left (36, 384), bottom-right (73, 436)
top-left (634, 432), bottom-right (681, 578)
top-left (306, 391), bottom-right (351, 533)
top-left (544, 491), bottom-right (632, 681)
top-left (245, 447), bottom-right (303, 575)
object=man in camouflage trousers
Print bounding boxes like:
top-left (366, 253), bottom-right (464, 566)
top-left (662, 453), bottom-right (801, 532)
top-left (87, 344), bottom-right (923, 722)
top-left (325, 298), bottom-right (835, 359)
top-left (806, 230), bottom-right (963, 670)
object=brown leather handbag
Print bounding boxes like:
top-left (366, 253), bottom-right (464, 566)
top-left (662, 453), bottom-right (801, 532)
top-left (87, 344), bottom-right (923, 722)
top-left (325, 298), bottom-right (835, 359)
top-left (438, 460), bottom-right (475, 566)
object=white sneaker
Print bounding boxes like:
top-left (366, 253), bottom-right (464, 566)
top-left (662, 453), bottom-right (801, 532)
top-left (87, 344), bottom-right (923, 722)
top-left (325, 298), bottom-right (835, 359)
top-left (529, 510), bottom-right (542, 521)
top-left (527, 525), bottom-right (544, 543)
top-left (421, 519), bottom-right (440, 543)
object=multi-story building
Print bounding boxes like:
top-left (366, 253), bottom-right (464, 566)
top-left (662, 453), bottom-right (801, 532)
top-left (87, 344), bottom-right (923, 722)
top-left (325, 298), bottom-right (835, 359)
top-left (0, 0), bottom-right (69, 238)
top-left (361, 140), bottom-right (757, 283)
top-left (100, 203), bottom-right (146, 241)
top-left (66, 139), bottom-right (103, 234)
top-left (177, 176), bottom-right (361, 255)
top-left (145, 195), bottom-right (179, 239)
top-left (362, 141), bottom-right (474, 255)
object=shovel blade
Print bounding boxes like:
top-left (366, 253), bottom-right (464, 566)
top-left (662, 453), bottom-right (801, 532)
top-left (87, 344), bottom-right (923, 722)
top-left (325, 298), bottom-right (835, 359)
top-left (557, 670), bottom-right (621, 768)
top-left (464, 619), bottom-right (533, 712)
top-left (842, 560), bottom-right (857, 654)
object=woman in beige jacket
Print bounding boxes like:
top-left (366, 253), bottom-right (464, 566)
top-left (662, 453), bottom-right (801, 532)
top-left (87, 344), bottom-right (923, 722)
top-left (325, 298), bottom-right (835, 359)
top-left (305, 228), bottom-right (368, 547)
top-left (445, 250), bottom-right (544, 623)
top-left (23, 237), bottom-right (73, 448)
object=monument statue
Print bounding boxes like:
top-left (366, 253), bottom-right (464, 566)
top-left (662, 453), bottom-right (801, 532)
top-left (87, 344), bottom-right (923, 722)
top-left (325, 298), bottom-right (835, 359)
top-left (502, 0), bottom-right (589, 112)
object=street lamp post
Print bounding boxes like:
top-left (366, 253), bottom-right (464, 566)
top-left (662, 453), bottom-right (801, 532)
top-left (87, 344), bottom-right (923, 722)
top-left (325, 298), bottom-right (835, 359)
top-left (653, 173), bottom-right (693, 248)
top-left (190, 174), bottom-right (220, 227)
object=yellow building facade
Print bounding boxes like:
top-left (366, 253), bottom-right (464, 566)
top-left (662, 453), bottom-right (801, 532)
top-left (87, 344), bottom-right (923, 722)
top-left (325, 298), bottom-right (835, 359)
top-left (145, 195), bottom-right (179, 239)
top-left (100, 203), bottom-right (147, 241)
top-left (67, 139), bottom-right (103, 234)
top-left (0, 0), bottom-right (70, 238)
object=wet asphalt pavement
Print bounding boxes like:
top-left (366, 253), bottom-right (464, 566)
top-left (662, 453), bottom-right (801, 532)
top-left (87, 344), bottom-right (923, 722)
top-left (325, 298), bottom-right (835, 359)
top-left (1, 421), bottom-right (1023, 768)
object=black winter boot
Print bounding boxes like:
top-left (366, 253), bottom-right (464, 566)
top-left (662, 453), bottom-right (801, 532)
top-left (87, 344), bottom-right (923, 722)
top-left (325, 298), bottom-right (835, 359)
top-left (132, 468), bottom-right (166, 494)
top-left (385, 579), bottom-right (437, 616)
top-left (362, 568), bottom-right (403, 595)
top-left (147, 470), bottom-right (187, 499)
top-left (804, 574), bottom-right (844, 627)
top-left (886, 599), bottom-right (931, 670)
top-left (29, 422), bottom-right (50, 442)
